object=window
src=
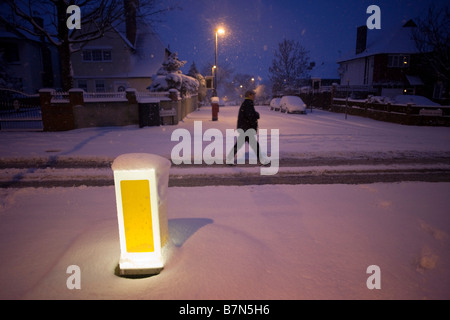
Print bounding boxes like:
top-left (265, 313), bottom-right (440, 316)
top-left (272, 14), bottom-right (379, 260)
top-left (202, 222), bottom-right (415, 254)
top-left (77, 79), bottom-right (88, 91)
top-left (82, 50), bottom-right (91, 61)
top-left (388, 55), bottom-right (409, 68)
top-left (103, 50), bottom-right (112, 61)
top-left (92, 50), bottom-right (102, 61)
top-left (433, 82), bottom-right (443, 99)
top-left (0, 43), bottom-right (20, 63)
top-left (95, 80), bottom-right (106, 92)
top-left (82, 49), bottom-right (112, 62)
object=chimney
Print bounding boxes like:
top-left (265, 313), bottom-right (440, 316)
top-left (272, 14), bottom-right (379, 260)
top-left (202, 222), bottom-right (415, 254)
top-left (124, 0), bottom-right (139, 46)
top-left (355, 25), bottom-right (367, 55)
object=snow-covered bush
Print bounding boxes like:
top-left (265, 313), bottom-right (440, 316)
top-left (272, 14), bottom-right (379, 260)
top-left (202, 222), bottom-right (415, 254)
top-left (180, 74), bottom-right (200, 98)
top-left (147, 52), bottom-right (199, 98)
top-left (187, 62), bottom-right (207, 102)
top-left (367, 95), bottom-right (393, 104)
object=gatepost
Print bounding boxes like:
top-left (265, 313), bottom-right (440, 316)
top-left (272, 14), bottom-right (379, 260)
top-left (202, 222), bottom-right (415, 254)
top-left (112, 153), bottom-right (171, 276)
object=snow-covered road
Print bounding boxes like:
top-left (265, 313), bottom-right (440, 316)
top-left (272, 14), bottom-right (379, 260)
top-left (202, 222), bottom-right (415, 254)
top-left (1, 159), bottom-right (450, 188)
top-left (1, 106), bottom-right (449, 300)
top-left (1, 106), bottom-right (450, 161)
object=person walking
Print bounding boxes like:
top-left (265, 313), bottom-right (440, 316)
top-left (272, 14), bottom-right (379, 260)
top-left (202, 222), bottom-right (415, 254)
top-left (227, 90), bottom-right (263, 164)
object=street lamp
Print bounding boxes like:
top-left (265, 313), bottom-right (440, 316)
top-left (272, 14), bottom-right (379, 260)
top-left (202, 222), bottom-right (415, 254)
top-left (214, 27), bottom-right (225, 97)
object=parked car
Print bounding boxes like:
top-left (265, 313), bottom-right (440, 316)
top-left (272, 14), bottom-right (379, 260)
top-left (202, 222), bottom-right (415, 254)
top-left (280, 96), bottom-right (307, 114)
top-left (270, 98), bottom-right (281, 111)
top-left (393, 95), bottom-right (440, 106)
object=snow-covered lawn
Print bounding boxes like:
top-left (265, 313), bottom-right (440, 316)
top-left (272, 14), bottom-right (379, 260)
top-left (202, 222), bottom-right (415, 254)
top-left (0, 106), bottom-right (449, 299)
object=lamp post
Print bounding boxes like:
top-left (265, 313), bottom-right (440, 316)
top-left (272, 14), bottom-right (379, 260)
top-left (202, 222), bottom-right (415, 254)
top-left (214, 27), bottom-right (225, 97)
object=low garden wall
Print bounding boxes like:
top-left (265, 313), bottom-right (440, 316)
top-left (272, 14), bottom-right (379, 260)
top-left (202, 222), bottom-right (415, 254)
top-left (39, 88), bottom-right (198, 131)
top-left (295, 88), bottom-right (450, 127)
top-left (331, 98), bottom-right (450, 126)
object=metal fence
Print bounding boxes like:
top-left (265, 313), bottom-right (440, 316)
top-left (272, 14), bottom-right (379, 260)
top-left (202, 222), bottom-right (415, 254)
top-left (0, 89), bottom-right (43, 131)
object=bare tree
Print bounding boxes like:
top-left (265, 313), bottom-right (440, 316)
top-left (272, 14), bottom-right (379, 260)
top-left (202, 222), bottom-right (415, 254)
top-left (413, 5), bottom-right (450, 85)
top-left (3, 0), bottom-right (177, 91)
top-left (269, 39), bottom-right (310, 94)
top-left (201, 60), bottom-right (234, 98)
top-left (232, 73), bottom-right (255, 99)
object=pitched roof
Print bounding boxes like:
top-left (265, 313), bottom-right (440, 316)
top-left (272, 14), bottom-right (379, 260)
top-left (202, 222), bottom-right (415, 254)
top-left (338, 20), bottom-right (420, 63)
top-left (113, 17), bottom-right (167, 78)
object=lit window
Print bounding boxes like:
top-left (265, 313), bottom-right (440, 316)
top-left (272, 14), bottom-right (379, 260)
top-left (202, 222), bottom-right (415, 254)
top-left (388, 54), bottom-right (410, 68)
top-left (402, 56), bottom-right (409, 66)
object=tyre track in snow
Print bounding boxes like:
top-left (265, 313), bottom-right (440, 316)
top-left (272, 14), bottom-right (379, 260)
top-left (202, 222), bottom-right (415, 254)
top-left (1, 155), bottom-right (450, 188)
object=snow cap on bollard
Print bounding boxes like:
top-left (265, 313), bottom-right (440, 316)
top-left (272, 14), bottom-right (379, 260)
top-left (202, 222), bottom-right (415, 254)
top-left (211, 96), bottom-right (219, 104)
top-left (112, 153), bottom-right (171, 276)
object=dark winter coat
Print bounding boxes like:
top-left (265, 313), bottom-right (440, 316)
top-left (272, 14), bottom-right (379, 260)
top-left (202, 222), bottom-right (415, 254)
top-left (237, 98), bottom-right (260, 131)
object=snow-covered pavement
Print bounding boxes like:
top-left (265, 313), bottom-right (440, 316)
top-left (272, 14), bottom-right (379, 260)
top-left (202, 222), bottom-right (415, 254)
top-left (0, 106), bottom-right (449, 300)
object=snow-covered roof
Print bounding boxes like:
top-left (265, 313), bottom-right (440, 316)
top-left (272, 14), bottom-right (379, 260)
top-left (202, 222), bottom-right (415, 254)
top-left (338, 20), bottom-right (420, 63)
top-left (113, 17), bottom-right (167, 78)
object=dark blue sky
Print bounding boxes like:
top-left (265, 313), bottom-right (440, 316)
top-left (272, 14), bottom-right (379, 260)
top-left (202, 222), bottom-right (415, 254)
top-left (155, 0), bottom-right (447, 83)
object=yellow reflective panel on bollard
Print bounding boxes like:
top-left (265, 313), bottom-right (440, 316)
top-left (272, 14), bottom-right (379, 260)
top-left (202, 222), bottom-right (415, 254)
top-left (112, 153), bottom-right (171, 277)
top-left (120, 180), bottom-right (154, 253)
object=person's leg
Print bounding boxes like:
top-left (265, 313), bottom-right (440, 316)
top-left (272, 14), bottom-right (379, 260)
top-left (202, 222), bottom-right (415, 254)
top-left (227, 133), bottom-right (244, 163)
top-left (246, 135), bottom-right (262, 163)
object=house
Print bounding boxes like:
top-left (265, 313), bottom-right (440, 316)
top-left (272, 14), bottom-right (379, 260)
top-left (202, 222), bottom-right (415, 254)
top-left (337, 20), bottom-right (432, 99)
top-left (71, 0), bottom-right (169, 93)
top-left (0, 16), bottom-right (61, 94)
top-left (309, 60), bottom-right (341, 90)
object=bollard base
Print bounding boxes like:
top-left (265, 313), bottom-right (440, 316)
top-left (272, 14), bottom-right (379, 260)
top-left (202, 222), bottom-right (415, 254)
top-left (118, 266), bottom-right (163, 277)
top-left (118, 254), bottom-right (165, 276)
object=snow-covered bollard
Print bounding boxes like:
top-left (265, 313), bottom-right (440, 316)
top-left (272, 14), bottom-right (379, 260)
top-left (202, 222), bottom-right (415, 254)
top-left (112, 153), bottom-right (171, 276)
top-left (211, 96), bottom-right (219, 121)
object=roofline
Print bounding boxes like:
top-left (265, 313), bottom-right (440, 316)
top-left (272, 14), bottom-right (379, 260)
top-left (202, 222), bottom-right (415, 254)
top-left (337, 51), bottom-right (420, 64)
top-left (337, 19), bottom-right (422, 64)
